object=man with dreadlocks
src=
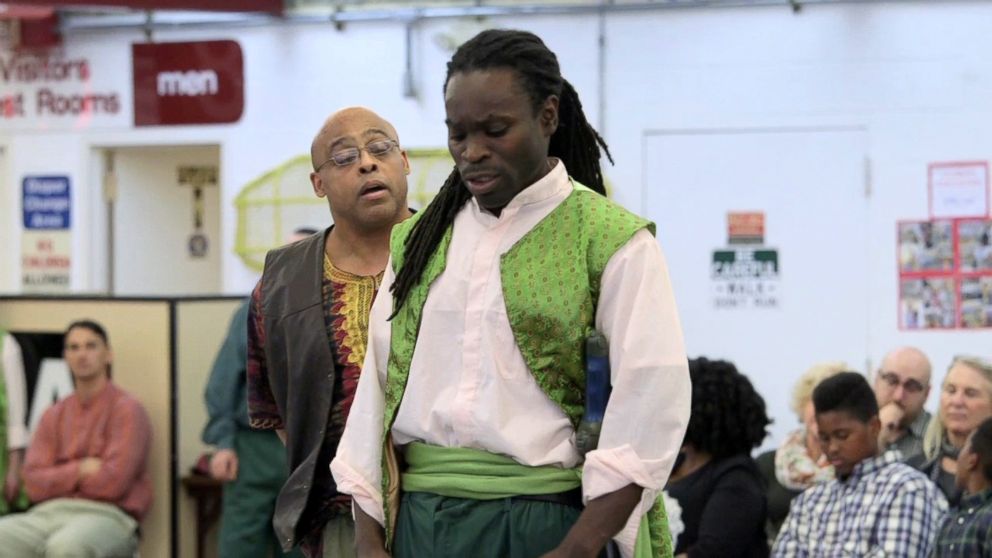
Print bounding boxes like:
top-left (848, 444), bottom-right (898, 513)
top-left (331, 29), bottom-right (689, 558)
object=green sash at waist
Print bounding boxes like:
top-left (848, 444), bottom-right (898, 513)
top-left (400, 442), bottom-right (668, 557)
top-left (401, 442), bottom-right (581, 499)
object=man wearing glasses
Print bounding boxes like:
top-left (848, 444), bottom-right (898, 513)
top-left (875, 346), bottom-right (933, 460)
top-left (247, 106), bottom-right (412, 558)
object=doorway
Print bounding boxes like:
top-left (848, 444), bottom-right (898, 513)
top-left (103, 145), bottom-right (222, 296)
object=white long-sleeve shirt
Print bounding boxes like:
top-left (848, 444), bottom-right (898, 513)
top-left (3, 333), bottom-right (28, 450)
top-left (331, 162), bottom-right (691, 555)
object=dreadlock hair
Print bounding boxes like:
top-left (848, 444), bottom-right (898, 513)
top-left (684, 357), bottom-right (771, 460)
top-left (389, 28), bottom-right (613, 316)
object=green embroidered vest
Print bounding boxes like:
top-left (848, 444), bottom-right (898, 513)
top-left (384, 183), bottom-right (652, 431)
top-left (380, 182), bottom-right (657, 545)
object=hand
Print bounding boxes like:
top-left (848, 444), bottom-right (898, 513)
top-left (4, 449), bottom-right (23, 503)
top-left (541, 484), bottom-right (644, 558)
top-left (878, 402), bottom-right (907, 446)
top-left (210, 449), bottom-right (239, 482)
top-left (354, 501), bottom-right (391, 558)
top-left (79, 457), bottom-right (103, 479)
top-left (4, 470), bottom-right (19, 504)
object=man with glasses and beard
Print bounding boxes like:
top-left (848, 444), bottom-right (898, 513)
top-left (247, 107), bottom-right (412, 558)
top-left (875, 346), bottom-right (933, 460)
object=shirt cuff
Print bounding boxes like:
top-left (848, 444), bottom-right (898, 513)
top-left (330, 456), bottom-right (384, 525)
top-left (6, 423), bottom-right (28, 450)
top-left (215, 434), bottom-right (236, 450)
top-left (582, 444), bottom-right (665, 557)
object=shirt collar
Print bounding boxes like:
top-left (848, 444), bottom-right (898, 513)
top-left (961, 488), bottom-right (992, 509)
top-left (76, 381), bottom-right (117, 409)
top-left (469, 158), bottom-right (570, 218)
top-left (842, 451), bottom-right (900, 483)
top-left (908, 410), bottom-right (931, 438)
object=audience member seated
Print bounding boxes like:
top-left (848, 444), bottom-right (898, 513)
top-left (666, 357), bottom-right (771, 558)
top-left (2, 330), bottom-right (29, 514)
top-left (756, 362), bottom-right (844, 542)
top-left (0, 320), bottom-right (153, 558)
top-left (874, 346), bottom-right (933, 460)
top-left (910, 356), bottom-right (992, 509)
top-left (772, 372), bottom-right (947, 557)
top-left (933, 416), bottom-right (992, 557)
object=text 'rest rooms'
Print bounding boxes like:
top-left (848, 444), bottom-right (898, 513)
top-left (0, 53), bottom-right (120, 118)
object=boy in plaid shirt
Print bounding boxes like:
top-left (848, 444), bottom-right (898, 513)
top-left (773, 372), bottom-right (947, 557)
top-left (934, 416), bottom-right (992, 557)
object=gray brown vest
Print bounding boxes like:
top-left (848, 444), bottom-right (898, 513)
top-left (259, 229), bottom-right (338, 548)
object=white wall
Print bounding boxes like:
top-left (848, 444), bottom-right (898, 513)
top-left (601, 2), bottom-right (992, 427)
top-left (2, 2), bottom-right (992, 434)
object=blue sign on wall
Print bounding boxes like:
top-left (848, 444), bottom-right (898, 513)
top-left (23, 176), bottom-right (71, 230)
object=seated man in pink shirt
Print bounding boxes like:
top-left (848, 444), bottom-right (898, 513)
top-left (0, 319), bottom-right (153, 558)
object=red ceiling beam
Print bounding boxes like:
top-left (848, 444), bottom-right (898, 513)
top-left (0, 4), bottom-right (55, 19)
top-left (3, 0), bottom-right (282, 14)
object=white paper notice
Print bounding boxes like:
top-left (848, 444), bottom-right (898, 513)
top-left (930, 162), bottom-right (989, 219)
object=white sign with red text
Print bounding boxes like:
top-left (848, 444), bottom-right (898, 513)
top-left (21, 231), bottom-right (71, 293)
top-left (0, 47), bottom-right (130, 130)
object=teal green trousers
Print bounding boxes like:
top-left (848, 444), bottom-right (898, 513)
top-left (218, 429), bottom-right (303, 558)
top-left (394, 491), bottom-right (583, 558)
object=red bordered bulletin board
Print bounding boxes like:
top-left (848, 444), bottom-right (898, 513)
top-left (898, 219), bottom-right (992, 330)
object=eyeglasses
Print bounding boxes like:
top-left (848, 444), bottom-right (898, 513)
top-left (316, 139), bottom-right (399, 171)
top-left (878, 371), bottom-right (927, 394)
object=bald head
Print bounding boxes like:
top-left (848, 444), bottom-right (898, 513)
top-left (310, 106), bottom-right (400, 171)
top-left (875, 346), bottom-right (932, 421)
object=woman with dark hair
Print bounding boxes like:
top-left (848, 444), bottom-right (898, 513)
top-left (667, 357), bottom-right (771, 558)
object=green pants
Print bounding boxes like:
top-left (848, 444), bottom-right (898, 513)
top-left (394, 491), bottom-right (584, 558)
top-left (0, 498), bottom-right (138, 558)
top-left (218, 429), bottom-right (303, 558)
top-left (320, 515), bottom-right (356, 558)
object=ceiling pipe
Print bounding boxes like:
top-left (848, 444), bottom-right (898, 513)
top-left (58, 0), bottom-right (925, 34)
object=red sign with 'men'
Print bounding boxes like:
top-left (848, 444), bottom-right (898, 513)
top-left (133, 40), bottom-right (243, 126)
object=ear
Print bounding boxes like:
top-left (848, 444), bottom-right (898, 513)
top-left (400, 150), bottom-right (411, 175)
top-left (963, 449), bottom-right (980, 474)
top-left (868, 415), bottom-right (882, 440)
top-left (310, 172), bottom-right (326, 199)
top-left (540, 95), bottom-right (559, 138)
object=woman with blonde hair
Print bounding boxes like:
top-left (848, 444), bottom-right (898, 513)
top-left (756, 362), bottom-right (846, 541)
top-left (909, 356), bottom-right (992, 508)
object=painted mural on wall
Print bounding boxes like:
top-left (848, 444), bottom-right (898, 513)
top-left (233, 148), bottom-right (454, 271)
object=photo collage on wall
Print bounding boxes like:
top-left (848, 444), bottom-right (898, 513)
top-left (899, 219), bottom-right (992, 329)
